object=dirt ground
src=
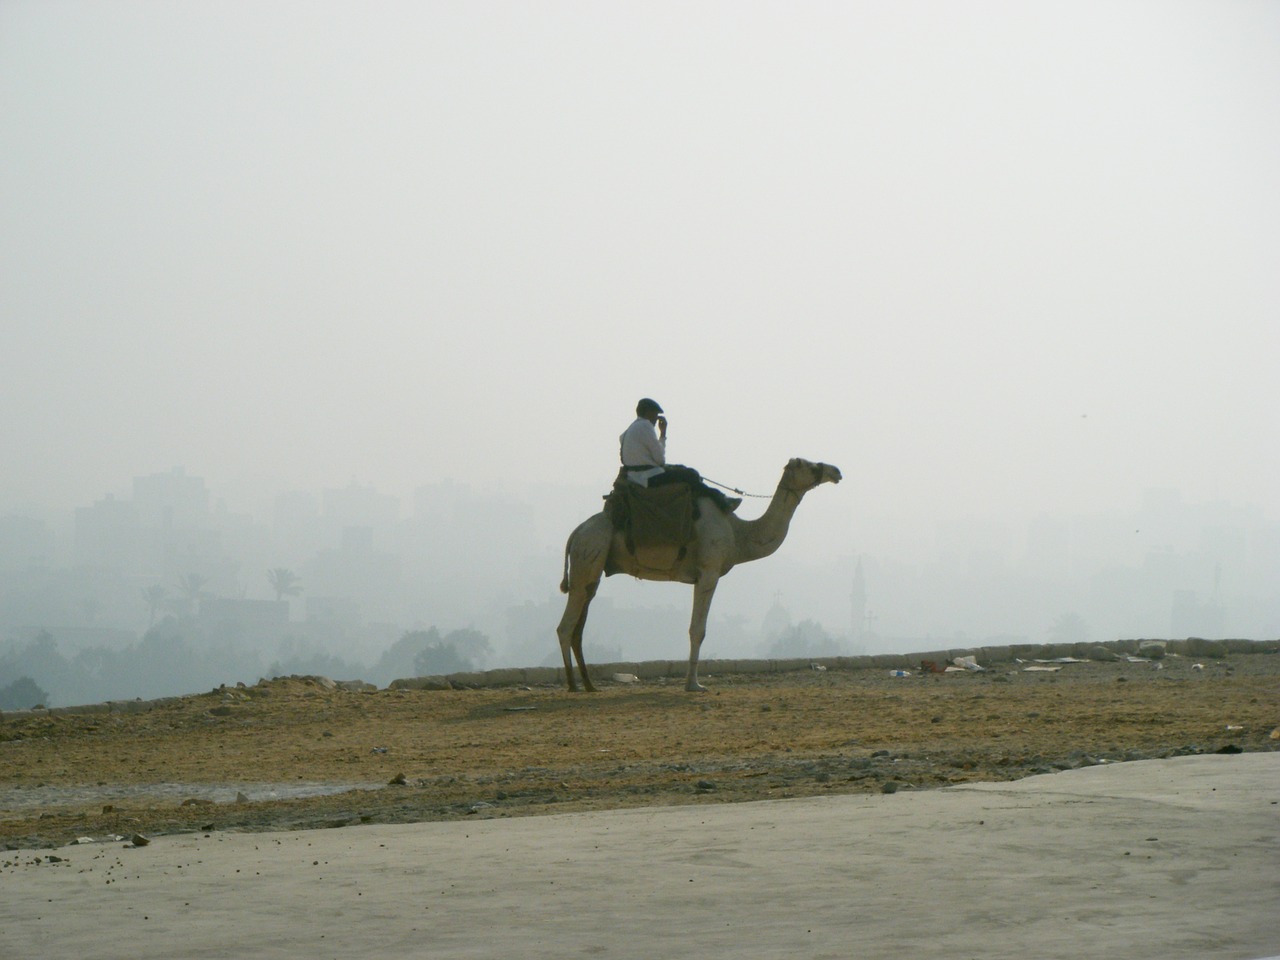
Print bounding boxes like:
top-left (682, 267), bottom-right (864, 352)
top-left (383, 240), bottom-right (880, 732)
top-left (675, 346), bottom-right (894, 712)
top-left (2, 651), bottom-right (1276, 850)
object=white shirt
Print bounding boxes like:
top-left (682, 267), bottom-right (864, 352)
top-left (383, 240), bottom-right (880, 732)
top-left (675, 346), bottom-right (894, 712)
top-left (619, 417), bottom-right (666, 486)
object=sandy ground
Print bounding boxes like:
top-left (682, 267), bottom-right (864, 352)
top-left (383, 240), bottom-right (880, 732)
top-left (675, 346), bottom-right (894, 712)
top-left (1, 651), bottom-right (1276, 849)
top-left (2, 753), bottom-right (1277, 960)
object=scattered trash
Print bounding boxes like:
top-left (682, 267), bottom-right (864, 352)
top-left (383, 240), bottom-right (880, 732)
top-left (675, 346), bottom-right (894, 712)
top-left (504, 706), bottom-right (537, 711)
top-left (128, 833), bottom-right (150, 847)
top-left (611, 673), bottom-right (639, 683)
top-left (1226, 725), bottom-right (1244, 731)
top-left (1023, 665), bottom-right (1062, 672)
top-left (74, 837), bottom-right (94, 845)
top-left (888, 670), bottom-right (912, 678)
top-left (921, 660), bottom-right (944, 674)
top-left (1125, 656), bottom-right (1151, 663)
top-left (371, 746), bottom-right (388, 754)
top-left (953, 656), bottom-right (985, 672)
top-left (809, 663), bottom-right (827, 672)
top-left (1270, 727), bottom-right (1280, 740)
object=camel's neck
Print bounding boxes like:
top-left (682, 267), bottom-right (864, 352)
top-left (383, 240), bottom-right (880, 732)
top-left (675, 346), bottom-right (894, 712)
top-left (735, 478), bottom-right (806, 563)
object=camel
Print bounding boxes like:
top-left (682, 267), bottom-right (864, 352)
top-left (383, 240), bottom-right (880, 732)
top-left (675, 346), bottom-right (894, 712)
top-left (557, 457), bottom-right (842, 692)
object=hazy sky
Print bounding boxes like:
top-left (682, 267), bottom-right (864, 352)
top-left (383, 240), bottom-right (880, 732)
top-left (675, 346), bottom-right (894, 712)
top-left (3, 1), bottom-right (1277, 550)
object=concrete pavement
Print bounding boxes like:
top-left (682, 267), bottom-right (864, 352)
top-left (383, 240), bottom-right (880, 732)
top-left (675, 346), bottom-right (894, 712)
top-left (2, 752), bottom-right (1277, 959)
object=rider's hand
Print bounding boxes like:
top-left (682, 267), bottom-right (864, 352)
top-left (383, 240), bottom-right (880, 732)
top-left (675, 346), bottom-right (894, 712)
top-left (656, 415), bottom-right (667, 437)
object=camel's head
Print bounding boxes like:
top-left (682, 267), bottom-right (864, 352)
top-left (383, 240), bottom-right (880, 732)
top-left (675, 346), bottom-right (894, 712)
top-left (783, 458), bottom-right (842, 494)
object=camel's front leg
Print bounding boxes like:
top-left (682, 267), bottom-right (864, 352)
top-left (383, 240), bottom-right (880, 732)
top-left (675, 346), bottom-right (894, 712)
top-left (685, 572), bottom-right (720, 692)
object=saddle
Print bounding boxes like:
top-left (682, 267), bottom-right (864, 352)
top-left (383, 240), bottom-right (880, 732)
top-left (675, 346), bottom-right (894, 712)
top-left (604, 476), bottom-right (695, 558)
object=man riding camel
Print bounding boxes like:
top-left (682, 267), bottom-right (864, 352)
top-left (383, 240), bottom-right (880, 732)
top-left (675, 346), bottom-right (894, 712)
top-left (619, 398), bottom-right (740, 513)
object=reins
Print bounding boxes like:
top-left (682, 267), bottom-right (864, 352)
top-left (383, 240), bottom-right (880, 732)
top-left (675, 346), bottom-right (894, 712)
top-left (702, 476), bottom-right (773, 499)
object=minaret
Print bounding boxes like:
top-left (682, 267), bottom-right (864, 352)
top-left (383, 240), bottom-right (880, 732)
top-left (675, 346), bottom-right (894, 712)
top-left (850, 557), bottom-right (867, 653)
top-left (762, 591), bottom-right (791, 646)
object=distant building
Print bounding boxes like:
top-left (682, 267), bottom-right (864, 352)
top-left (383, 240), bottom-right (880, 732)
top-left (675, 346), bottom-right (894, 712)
top-left (304, 595), bottom-right (364, 647)
top-left (323, 481), bottom-right (399, 528)
top-left (74, 494), bottom-right (144, 569)
top-left (0, 515), bottom-right (56, 570)
top-left (132, 467), bottom-right (209, 530)
top-left (199, 597), bottom-right (290, 648)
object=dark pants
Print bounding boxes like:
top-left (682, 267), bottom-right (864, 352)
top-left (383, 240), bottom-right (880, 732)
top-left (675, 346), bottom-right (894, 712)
top-left (647, 465), bottom-right (703, 489)
top-left (648, 465), bottom-right (732, 510)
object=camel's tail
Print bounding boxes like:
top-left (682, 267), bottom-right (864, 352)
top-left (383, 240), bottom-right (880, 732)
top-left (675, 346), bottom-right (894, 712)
top-left (559, 540), bottom-right (570, 594)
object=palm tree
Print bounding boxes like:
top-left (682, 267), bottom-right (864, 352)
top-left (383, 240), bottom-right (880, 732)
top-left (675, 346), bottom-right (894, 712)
top-left (175, 573), bottom-right (209, 617)
top-left (267, 568), bottom-right (303, 602)
top-left (142, 585), bottom-right (168, 627)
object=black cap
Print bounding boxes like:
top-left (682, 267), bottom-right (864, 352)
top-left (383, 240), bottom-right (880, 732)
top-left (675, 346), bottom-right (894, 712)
top-left (636, 398), bottom-right (663, 417)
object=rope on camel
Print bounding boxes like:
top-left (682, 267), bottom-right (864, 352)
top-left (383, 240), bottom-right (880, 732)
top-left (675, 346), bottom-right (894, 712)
top-left (702, 476), bottom-right (773, 499)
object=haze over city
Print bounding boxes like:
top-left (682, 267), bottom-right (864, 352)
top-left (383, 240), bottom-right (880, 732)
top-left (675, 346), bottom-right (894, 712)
top-left (2, 2), bottom-right (1277, 705)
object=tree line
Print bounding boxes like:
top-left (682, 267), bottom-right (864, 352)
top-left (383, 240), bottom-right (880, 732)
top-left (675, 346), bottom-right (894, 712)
top-left (0, 622), bottom-right (493, 711)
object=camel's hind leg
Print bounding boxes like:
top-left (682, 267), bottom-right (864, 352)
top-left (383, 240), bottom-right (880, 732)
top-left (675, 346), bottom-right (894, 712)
top-left (557, 580), bottom-right (598, 692)
top-left (557, 514), bottom-right (612, 692)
